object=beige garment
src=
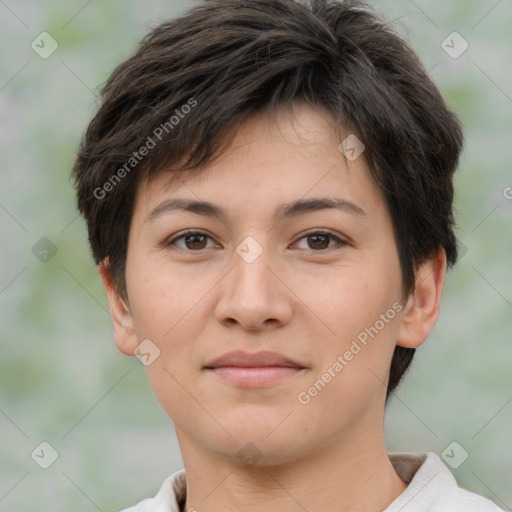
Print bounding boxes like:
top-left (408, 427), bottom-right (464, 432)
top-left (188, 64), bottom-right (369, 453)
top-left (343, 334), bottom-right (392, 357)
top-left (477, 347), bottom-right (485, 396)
top-left (118, 452), bottom-right (505, 512)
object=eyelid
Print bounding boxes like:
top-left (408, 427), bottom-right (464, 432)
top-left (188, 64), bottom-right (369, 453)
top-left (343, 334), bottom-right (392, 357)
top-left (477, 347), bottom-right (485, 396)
top-left (166, 229), bottom-right (348, 252)
top-left (291, 229), bottom-right (349, 250)
top-left (166, 229), bottom-right (218, 249)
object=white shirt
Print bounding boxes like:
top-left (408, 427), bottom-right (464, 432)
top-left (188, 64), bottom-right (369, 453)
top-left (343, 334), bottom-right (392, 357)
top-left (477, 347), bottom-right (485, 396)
top-left (118, 452), bottom-right (505, 511)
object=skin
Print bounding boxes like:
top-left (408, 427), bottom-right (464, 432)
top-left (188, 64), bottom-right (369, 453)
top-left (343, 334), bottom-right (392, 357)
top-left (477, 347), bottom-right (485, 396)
top-left (100, 102), bottom-right (446, 512)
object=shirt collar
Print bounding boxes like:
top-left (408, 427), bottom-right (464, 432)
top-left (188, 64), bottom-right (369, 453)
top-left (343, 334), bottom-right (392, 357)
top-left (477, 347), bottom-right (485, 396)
top-left (155, 452), bottom-right (454, 512)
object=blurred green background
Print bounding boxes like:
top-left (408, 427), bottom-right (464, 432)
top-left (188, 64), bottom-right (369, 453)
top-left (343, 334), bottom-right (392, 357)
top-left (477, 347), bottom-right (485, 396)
top-left (0, 0), bottom-right (510, 510)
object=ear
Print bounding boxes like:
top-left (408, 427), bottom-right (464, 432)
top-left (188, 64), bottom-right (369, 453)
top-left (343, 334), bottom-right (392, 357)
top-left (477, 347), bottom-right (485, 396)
top-left (98, 261), bottom-right (138, 356)
top-left (396, 248), bottom-right (447, 349)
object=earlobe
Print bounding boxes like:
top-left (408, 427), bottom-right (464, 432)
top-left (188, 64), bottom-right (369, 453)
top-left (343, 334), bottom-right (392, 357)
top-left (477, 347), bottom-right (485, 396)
top-left (396, 248), bottom-right (447, 349)
top-left (98, 261), bottom-right (139, 356)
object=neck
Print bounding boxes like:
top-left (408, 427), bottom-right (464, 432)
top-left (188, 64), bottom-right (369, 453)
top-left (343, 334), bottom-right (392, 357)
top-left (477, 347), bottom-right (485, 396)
top-left (177, 421), bottom-right (407, 512)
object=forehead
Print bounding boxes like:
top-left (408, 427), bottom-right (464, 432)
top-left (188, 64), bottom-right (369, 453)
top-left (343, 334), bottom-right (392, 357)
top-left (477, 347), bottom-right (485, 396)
top-left (133, 103), bottom-right (382, 224)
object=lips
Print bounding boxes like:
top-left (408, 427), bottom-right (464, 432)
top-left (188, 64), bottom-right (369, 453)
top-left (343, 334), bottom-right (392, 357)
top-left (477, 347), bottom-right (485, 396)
top-left (203, 350), bottom-right (305, 369)
top-left (203, 350), bottom-right (306, 388)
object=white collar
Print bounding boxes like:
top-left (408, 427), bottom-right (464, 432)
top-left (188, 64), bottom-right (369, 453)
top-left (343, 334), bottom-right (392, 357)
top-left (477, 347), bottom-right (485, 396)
top-left (119, 452), bottom-right (504, 511)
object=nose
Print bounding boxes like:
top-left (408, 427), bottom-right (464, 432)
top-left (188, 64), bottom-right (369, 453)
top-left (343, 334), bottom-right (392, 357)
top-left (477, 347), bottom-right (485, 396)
top-left (215, 242), bottom-right (293, 332)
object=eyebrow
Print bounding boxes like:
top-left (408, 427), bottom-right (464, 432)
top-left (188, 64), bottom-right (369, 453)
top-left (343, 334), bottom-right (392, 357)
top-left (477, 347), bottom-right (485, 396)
top-left (144, 196), bottom-right (366, 224)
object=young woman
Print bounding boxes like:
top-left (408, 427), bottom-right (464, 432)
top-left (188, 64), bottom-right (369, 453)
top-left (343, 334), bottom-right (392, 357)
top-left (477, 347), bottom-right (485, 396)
top-left (72, 1), bottom-right (503, 510)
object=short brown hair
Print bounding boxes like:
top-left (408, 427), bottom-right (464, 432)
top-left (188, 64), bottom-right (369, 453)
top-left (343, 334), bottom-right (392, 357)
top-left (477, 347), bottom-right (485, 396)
top-left (72, 0), bottom-right (464, 397)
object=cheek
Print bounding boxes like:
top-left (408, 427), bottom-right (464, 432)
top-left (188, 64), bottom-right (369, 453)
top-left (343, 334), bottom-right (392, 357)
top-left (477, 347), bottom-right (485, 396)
top-left (306, 261), bottom-right (401, 338)
top-left (128, 259), bottom-right (205, 339)
top-left (129, 268), bottom-right (208, 415)
top-left (301, 253), bottom-right (403, 384)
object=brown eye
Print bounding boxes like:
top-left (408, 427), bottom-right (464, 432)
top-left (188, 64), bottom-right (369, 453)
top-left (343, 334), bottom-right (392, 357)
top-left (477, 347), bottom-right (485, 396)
top-left (183, 233), bottom-right (208, 250)
top-left (307, 233), bottom-right (330, 250)
top-left (167, 231), bottom-right (215, 251)
top-left (294, 231), bottom-right (347, 251)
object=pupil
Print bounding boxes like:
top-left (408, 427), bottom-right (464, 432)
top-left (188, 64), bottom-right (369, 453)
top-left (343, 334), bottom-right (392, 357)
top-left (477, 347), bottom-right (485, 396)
top-left (183, 234), bottom-right (330, 251)
top-left (309, 234), bottom-right (328, 250)
top-left (186, 234), bottom-right (206, 249)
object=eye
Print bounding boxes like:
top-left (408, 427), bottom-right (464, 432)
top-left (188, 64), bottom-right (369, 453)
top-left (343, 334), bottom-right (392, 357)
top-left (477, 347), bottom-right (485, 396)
top-left (166, 230), bottom-right (218, 251)
top-left (293, 230), bottom-right (347, 251)
top-left (166, 229), bottom-right (348, 253)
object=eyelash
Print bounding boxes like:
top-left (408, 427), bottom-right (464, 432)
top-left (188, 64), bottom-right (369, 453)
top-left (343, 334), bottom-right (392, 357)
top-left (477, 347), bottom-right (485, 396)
top-left (166, 229), bottom-right (348, 253)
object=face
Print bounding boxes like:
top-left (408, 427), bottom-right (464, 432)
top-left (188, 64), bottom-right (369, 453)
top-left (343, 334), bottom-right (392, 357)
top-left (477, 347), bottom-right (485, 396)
top-left (106, 102), bottom-right (428, 466)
